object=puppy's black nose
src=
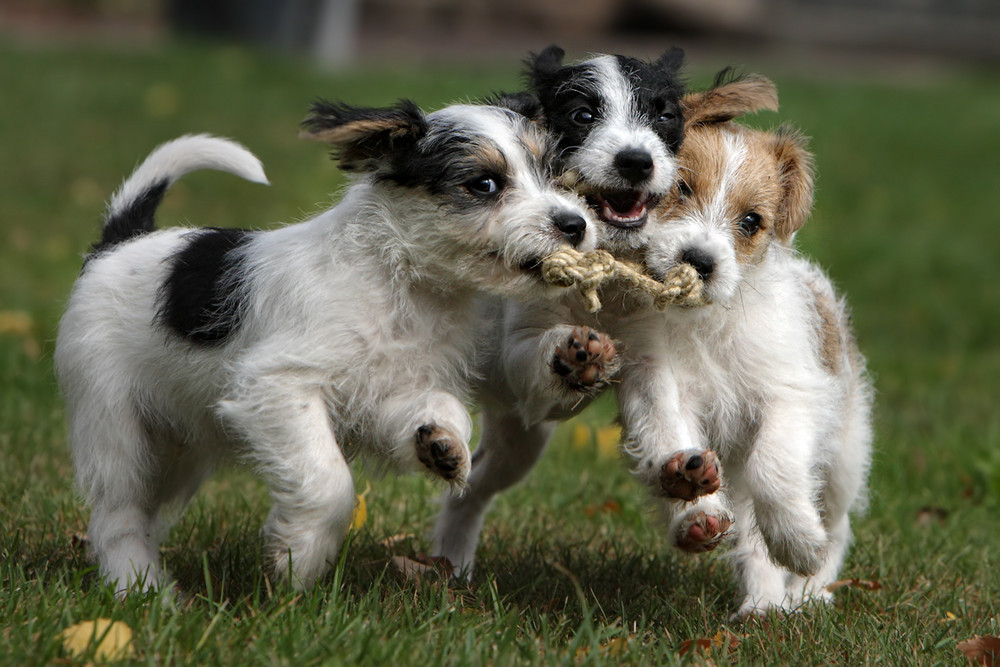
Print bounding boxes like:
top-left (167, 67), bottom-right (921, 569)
top-left (552, 210), bottom-right (587, 247)
top-left (681, 248), bottom-right (715, 280)
top-left (614, 148), bottom-right (654, 184)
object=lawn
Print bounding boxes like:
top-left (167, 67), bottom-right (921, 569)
top-left (1, 39), bottom-right (998, 665)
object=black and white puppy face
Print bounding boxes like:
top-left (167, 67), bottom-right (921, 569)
top-left (529, 46), bottom-right (685, 249)
top-left (302, 101), bottom-right (596, 297)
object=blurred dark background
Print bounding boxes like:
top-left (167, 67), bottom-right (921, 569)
top-left (2, 0), bottom-right (998, 71)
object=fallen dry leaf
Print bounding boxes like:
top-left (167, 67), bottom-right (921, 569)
top-left (349, 481), bottom-right (371, 531)
top-left (826, 578), bottom-right (883, 592)
top-left (679, 629), bottom-right (742, 658)
top-left (572, 423), bottom-right (591, 450)
top-left (378, 533), bottom-right (415, 548)
top-left (958, 636), bottom-right (1000, 666)
top-left (916, 506), bottom-right (949, 527)
top-left (0, 310), bottom-right (34, 336)
top-left (679, 637), bottom-right (713, 657)
top-left (390, 553), bottom-right (453, 580)
top-left (59, 619), bottom-right (134, 661)
top-left (583, 500), bottom-right (622, 518)
top-left (595, 425), bottom-right (621, 459)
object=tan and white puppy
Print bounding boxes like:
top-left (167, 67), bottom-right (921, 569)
top-left (626, 121), bottom-right (873, 617)
top-left (55, 101), bottom-right (597, 595)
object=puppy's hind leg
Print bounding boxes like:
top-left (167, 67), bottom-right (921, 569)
top-left (218, 381), bottom-right (354, 591)
top-left (743, 401), bottom-right (829, 577)
top-left (728, 493), bottom-right (796, 619)
top-left (69, 399), bottom-right (170, 595)
top-left (431, 408), bottom-right (556, 579)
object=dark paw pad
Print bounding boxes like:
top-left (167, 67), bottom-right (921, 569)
top-left (551, 326), bottom-right (620, 390)
top-left (659, 449), bottom-right (722, 501)
top-left (416, 425), bottom-right (467, 483)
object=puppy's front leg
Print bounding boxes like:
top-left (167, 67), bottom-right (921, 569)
top-left (377, 391), bottom-right (473, 487)
top-left (618, 358), bottom-right (717, 497)
top-left (494, 306), bottom-right (620, 424)
top-left (744, 399), bottom-right (828, 577)
top-left (218, 379), bottom-right (355, 590)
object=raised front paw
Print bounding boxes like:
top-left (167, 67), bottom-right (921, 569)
top-left (659, 449), bottom-right (722, 501)
top-left (416, 424), bottom-right (470, 487)
top-left (551, 326), bottom-right (620, 391)
top-left (674, 508), bottom-right (735, 553)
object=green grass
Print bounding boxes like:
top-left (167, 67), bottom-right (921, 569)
top-left (2, 39), bottom-right (999, 665)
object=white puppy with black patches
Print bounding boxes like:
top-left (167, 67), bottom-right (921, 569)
top-left (55, 100), bottom-right (596, 595)
top-left (625, 119), bottom-right (873, 617)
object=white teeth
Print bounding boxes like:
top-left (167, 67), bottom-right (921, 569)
top-left (602, 204), bottom-right (647, 223)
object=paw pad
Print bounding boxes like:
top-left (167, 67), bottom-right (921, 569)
top-left (675, 510), bottom-right (734, 553)
top-left (659, 449), bottom-right (722, 501)
top-left (551, 326), bottom-right (619, 390)
top-left (415, 425), bottom-right (468, 484)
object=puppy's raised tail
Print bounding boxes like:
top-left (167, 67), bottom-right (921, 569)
top-left (94, 134), bottom-right (269, 253)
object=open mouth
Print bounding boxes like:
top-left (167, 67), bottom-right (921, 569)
top-left (587, 191), bottom-right (655, 228)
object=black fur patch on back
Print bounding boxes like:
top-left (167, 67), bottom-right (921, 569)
top-left (156, 227), bottom-right (253, 345)
top-left (91, 180), bottom-right (169, 255)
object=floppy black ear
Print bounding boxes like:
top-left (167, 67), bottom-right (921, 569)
top-left (655, 46), bottom-right (685, 74)
top-left (527, 44), bottom-right (566, 90)
top-left (490, 91), bottom-right (544, 121)
top-left (300, 99), bottom-right (427, 172)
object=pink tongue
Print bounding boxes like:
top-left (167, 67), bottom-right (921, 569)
top-left (616, 199), bottom-right (646, 218)
top-left (604, 194), bottom-right (646, 220)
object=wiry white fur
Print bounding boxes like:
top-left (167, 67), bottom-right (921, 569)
top-left (432, 54), bottom-right (684, 577)
top-left (56, 107), bottom-right (597, 595)
top-left (621, 128), bottom-right (873, 617)
top-left (106, 134), bottom-right (269, 222)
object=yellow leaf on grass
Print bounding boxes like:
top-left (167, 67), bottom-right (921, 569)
top-left (572, 423), bottom-right (591, 450)
top-left (0, 310), bottom-right (33, 336)
top-left (59, 619), bottom-right (134, 661)
top-left (350, 481), bottom-right (371, 531)
top-left (595, 425), bottom-right (621, 459)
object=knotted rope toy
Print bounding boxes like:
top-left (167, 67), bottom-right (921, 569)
top-left (541, 248), bottom-right (706, 313)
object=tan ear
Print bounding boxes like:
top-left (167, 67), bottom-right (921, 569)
top-left (299, 99), bottom-right (427, 172)
top-left (682, 70), bottom-right (779, 128)
top-left (771, 125), bottom-right (815, 242)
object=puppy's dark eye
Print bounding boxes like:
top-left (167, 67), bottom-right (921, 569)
top-left (466, 176), bottom-right (501, 196)
top-left (738, 212), bottom-right (762, 236)
top-left (657, 111), bottom-right (677, 124)
top-left (570, 107), bottom-right (596, 126)
top-left (676, 179), bottom-right (692, 198)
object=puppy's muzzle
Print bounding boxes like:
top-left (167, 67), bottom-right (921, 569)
top-left (681, 247), bottom-right (716, 281)
top-left (551, 209), bottom-right (588, 247)
top-left (614, 148), bottom-right (654, 185)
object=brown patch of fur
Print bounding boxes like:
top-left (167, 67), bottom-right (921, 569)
top-left (471, 141), bottom-right (508, 178)
top-left (809, 282), bottom-right (844, 374)
top-left (519, 126), bottom-right (549, 165)
top-left (682, 73), bottom-right (779, 129)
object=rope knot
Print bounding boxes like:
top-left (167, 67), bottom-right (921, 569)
top-left (540, 248), bottom-right (707, 312)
